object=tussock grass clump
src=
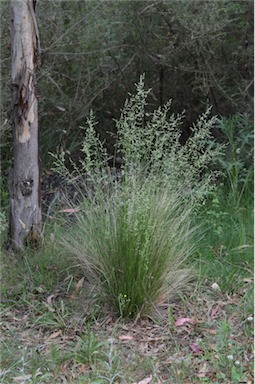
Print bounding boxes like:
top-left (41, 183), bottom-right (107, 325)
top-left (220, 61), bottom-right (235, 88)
top-left (54, 76), bottom-right (222, 318)
top-left (61, 173), bottom-right (194, 317)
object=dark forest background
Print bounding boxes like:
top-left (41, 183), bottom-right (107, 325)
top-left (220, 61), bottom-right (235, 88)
top-left (1, 0), bottom-right (253, 175)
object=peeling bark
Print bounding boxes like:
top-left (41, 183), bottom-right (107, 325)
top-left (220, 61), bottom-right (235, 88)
top-left (9, 0), bottom-right (41, 249)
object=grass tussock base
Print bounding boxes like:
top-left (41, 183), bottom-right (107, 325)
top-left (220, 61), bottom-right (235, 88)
top-left (60, 173), bottom-right (195, 318)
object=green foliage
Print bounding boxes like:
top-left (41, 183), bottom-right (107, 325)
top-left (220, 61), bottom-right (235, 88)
top-left (0, 211), bottom-right (7, 237)
top-left (195, 181), bottom-right (253, 293)
top-left (204, 191), bottom-right (229, 238)
top-left (80, 111), bottom-right (109, 176)
top-left (0, 2), bottom-right (13, 193)
top-left (0, 3), bottom-right (253, 376)
top-left (0, 0), bottom-right (252, 205)
top-left (53, 76), bottom-right (223, 201)
top-left (197, 316), bottom-right (254, 384)
top-left (53, 77), bottom-right (225, 318)
top-left (61, 174), bottom-right (194, 318)
top-left (1, 216), bottom-right (253, 382)
top-left (216, 113), bottom-right (253, 204)
top-left (74, 329), bottom-right (105, 365)
top-left (0, 118), bottom-right (12, 215)
top-left (116, 76), bottom-right (223, 200)
top-left (193, 112), bottom-right (253, 293)
top-left (0, 224), bottom-right (70, 302)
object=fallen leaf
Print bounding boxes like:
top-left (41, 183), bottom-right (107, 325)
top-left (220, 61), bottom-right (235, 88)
top-left (47, 330), bottom-right (62, 340)
top-left (203, 328), bottom-right (216, 335)
top-left (35, 286), bottom-right (45, 293)
top-left (189, 343), bottom-right (202, 353)
top-left (60, 363), bottom-right (68, 373)
top-left (46, 294), bottom-right (55, 305)
top-left (175, 317), bottom-right (195, 327)
top-left (243, 278), bottom-right (254, 283)
top-left (197, 372), bottom-right (206, 378)
top-left (70, 277), bottom-right (85, 299)
top-left (227, 312), bottom-right (238, 322)
top-left (75, 277), bottom-right (85, 291)
top-left (78, 364), bottom-right (89, 374)
top-left (56, 106), bottom-right (66, 112)
top-left (197, 362), bottom-right (209, 378)
top-left (210, 304), bottom-right (221, 317)
top-left (119, 334), bottom-right (134, 340)
top-left (132, 375), bottom-right (152, 384)
top-left (211, 282), bottom-right (221, 292)
top-left (13, 375), bottom-right (32, 382)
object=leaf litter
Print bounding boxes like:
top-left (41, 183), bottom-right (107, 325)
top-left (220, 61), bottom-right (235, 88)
top-left (1, 278), bottom-right (254, 383)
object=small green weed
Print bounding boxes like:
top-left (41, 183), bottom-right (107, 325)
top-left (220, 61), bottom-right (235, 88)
top-left (216, 113), bottom-right (253, 205)
top-left (198, 316), bottom-right (254, 384)
top-left (74, 328), bottom-right (105, 365)
top-left (195, 176), bottom-right (253, 293)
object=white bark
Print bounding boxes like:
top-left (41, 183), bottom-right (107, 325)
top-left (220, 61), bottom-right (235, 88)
top-left (9, 0), bottom-right (41, 249)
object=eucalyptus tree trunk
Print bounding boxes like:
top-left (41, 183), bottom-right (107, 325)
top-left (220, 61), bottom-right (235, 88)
top-left (9, 0), bottom-right (41, 249)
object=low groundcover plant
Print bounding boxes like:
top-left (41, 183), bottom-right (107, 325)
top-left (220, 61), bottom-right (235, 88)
top-left (54, 76), bottom-right (222, 318)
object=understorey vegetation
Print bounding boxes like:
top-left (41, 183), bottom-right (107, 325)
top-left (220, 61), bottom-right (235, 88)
top-left (1, 77), bottom-right (253, 383)
top-left (0, 1), bottom-right (253, 381)
top-left (48, 76), bottom-right (224, 319)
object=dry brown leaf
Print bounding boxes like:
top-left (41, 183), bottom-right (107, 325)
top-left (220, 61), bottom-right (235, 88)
top-left (203, 328), bottom-right (217, 335)
top-left (78, 364), bottom-right (89, 374)
top-left (211, 304), bottom-right (221, 317)
top-left (189, 343), bottom-right (203, 353)
top-left (197, 372), bottom-right (206, 378)
top-left (143, 336), bottom-right (166, 342)
top-left (60, 363), bottom-right (68, 373)
top-left (46, 294), bottom-right (55, 305)
top-left (132, 375), bottom-right (152, 384)
top-left (13, 375), bottom-right (32, 382)
top-left (47, 330), bottom-right (62, 340)
top-left (12, 317), bottom-right (23, 322)
top-left (175, 317), bottom-right (195, 327)
top-left (75, 277), bottom-right (85, 291)
top-left (227, 312), bottom-right (238, 322)
top-left (243, 278), bottom-right (253, 283)
top-left (119, 334), bottom-right (134, 341)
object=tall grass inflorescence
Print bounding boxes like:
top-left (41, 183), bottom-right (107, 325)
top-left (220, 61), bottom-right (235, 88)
top-left (54, 75), bottom-right (223, 318)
